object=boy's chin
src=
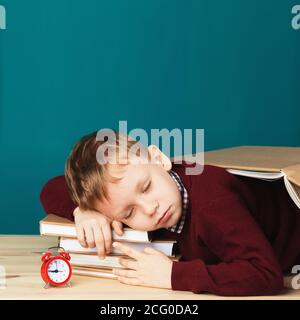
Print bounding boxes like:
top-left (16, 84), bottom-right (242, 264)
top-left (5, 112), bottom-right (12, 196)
top-left (151, 226), bottom-right (164, 231)
top-left (138, 225), bottom-right (164, 232)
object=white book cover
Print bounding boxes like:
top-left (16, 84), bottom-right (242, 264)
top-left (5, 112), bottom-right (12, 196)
top-left (60, 237), bottom-right (176, 256)
top-left (39, 214), bottom-right (153, 242)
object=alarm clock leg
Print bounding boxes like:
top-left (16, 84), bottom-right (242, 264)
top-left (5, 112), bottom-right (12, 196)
top-left (43, 283), bottom-right (51, 289)
top-left (66, 282), bottom-right (72, 288)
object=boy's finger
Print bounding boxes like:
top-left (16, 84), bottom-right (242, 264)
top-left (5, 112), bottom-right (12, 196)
top-left (112, 220), bottom-right (124, 236)
top-left (85, 225), bottom-right (96, 248)
top-left (101, 224), bottom-right (113, 254)
top-left (112, 242), bottom-right (141, 260)
top-left (76, 226), bottom-right (87, 248)
top-left (92, 225), bottom-right (106, 258)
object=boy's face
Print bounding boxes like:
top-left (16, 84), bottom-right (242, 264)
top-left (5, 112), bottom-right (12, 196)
top-left (93, 147), bottom-right (183, 231)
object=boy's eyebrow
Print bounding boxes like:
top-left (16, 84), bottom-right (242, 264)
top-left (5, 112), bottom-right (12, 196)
top-left (116, 175), bottom-right (147, 219)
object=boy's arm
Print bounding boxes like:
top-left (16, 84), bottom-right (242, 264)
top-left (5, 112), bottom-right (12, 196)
top-left (40, 175), bottom-right (77, 221)
top-left (171, 195), bottom-right (284, 296)
top-left (40, 175), bottom-right (124, 257)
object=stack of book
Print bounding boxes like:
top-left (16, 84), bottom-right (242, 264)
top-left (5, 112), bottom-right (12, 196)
top-left (39, 214), bottom-right (181, 280)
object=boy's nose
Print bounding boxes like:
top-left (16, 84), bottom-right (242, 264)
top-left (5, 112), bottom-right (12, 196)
top-left (143, 200), bottom-right (159, 217)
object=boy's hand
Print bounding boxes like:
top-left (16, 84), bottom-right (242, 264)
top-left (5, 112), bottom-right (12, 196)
top-left (111, 242), bottom-right (173, 289)
top-left (73, 207), bottom-right (124, 258)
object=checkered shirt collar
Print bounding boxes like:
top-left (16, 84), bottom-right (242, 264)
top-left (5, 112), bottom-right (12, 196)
top-left (166, 170), bottom-right (188, 233)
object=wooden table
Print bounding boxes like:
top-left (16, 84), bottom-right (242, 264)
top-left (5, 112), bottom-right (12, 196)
top-left (0, 235), bottom-right (299, 300)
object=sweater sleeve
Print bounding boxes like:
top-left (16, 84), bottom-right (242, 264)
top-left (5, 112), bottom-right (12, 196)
top-left (40, 175), bottom-right (77, 221)
top-left (171, 194), bottom-right (284, 296)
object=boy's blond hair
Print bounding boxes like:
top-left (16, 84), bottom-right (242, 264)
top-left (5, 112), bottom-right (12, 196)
top-left (65, 130), bottom-right (150, 211)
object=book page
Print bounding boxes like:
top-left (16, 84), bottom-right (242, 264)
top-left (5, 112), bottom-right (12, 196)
top-left (283, 176), bottom-right (300, 210)
top-left (226, 169), bottom-right (284, 180)
top-left (282, 164), bottom-right (300, 187)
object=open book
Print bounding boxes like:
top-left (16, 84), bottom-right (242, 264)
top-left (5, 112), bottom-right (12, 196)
top-left (204, 146), bottom-right (300, 210)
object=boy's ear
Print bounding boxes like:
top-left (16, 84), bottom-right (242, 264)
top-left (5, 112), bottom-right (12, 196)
top-left (147, 145), bottom-right (172, 171)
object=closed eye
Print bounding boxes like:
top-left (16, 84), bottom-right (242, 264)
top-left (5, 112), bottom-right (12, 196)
top-left (124, 180), bottom-right (151, 220)
top-left (143, 180), bottom-right (151, 193)
top-left (125, 208), bottom-right (134, 220)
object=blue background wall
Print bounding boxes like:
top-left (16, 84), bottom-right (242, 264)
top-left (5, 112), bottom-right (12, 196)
top-left (0, 0), bottom-right (299, 234)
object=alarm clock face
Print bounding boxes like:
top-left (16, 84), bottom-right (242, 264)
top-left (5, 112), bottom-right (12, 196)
top-left (47, 258), bottom-right (71, 284)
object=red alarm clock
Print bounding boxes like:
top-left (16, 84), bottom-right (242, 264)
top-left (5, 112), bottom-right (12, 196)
top-left (41, 246), bottom-right (72, 288)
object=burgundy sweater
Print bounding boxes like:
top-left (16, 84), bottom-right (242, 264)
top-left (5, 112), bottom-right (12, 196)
top-left (40, 162), bottom-right (300, 296)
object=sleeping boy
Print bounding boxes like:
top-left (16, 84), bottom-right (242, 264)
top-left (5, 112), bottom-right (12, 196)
top-left (40, 130), bottom-right (300, 296)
